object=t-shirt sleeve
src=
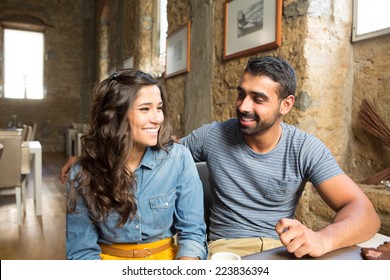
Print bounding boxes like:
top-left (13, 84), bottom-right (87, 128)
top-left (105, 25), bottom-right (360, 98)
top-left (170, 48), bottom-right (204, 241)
top-left (301, 135), bottom-right (344, 187)
top-left (179, 122), bottom-right (214, 162)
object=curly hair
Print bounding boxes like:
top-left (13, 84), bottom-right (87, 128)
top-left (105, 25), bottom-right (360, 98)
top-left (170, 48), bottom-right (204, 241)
top-left (66, 70), bottom-right (172, 226)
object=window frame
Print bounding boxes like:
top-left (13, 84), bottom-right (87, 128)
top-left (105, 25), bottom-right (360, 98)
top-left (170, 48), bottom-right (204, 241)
top-left (1, 16), bottom-right (46, 99)
top-left (352, 0), bottom-right (390, 42)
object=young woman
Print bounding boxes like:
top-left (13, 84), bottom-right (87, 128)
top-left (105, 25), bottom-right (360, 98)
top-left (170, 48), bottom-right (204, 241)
top-left (66, 70), bottom-right (207, 260)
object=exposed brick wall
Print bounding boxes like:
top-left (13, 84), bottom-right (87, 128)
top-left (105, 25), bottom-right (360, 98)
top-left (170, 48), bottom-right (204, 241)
top-left (0, 0), bottom-right (96, 152)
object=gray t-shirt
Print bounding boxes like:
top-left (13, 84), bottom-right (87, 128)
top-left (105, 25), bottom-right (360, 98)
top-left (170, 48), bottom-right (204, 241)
top-left (180, 118), bottom-right (343, 240)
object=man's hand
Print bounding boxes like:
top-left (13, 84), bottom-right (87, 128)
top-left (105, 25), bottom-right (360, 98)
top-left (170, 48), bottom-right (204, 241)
top-left (60, 156), bottom-right (78, 184)
top-left (277, 174), bottom-right (380, 259)
top-left (275, 218), bottom-right (329, 258)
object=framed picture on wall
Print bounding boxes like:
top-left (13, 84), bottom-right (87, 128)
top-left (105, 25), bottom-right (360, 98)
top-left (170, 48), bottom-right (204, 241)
top-left (164, 21), bottom-right (191, 78)
top-left (223, 0), bottom-right (282, 61)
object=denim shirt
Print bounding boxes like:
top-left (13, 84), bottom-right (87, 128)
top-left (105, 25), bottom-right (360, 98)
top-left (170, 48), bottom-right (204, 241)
top-left (66, 143), bottom-right (207, 260)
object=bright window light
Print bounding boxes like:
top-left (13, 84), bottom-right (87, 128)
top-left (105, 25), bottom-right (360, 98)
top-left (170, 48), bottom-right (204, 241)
top-left (159, 0), bottom-right (168, 57)
top-left (4, 29), bottom-right (44, 99)
top-left (352, 0), bottom-right (390, 41)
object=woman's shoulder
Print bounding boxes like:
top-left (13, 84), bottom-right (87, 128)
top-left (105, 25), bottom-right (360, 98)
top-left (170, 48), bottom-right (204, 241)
top-left (170, 142), bottom-right (191, 155)
top-left (150, 144), bottom-right (194, 170)
top-left (156, 142), bottom-right (193, 159)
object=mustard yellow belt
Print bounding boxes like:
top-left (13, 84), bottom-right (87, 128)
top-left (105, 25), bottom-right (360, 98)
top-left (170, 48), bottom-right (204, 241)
top-left (99, 238), bottom-right (173, 258)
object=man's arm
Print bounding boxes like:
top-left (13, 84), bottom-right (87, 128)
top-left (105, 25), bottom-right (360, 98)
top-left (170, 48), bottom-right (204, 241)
top-left (60, 156), bottom-right (78, 184)
top-left (275, 173), bottom-right (380, 258)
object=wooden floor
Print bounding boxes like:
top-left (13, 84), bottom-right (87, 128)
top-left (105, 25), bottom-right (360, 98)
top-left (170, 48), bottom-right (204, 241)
top-left (0, 152), bottom-right (67, 260)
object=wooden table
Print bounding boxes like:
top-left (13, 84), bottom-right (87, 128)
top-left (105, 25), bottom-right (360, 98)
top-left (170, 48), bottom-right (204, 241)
top-left (242, 233), bottom-right (389, 260)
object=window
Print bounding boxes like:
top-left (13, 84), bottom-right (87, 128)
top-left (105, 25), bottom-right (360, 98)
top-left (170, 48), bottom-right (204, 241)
top-left (158, 0), bottom-right (168, 73)
top-left (159, 0), bottom-right (168, 58)
top-left (3, 28), bottom-right (44, 99)
top-left (352, 0), bottom-right (390, 42)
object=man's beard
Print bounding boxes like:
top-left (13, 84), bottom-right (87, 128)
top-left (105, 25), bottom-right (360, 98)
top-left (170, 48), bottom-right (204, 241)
top-left (236, 110), bottom-right (280, 136)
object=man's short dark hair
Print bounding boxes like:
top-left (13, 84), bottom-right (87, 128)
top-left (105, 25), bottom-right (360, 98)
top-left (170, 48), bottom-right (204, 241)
top-left (244, 56), bottom-right (297, 99)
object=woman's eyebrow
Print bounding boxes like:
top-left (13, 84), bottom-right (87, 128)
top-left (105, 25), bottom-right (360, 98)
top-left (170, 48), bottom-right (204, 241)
top-left (135, 101), bottom-right (163, 107)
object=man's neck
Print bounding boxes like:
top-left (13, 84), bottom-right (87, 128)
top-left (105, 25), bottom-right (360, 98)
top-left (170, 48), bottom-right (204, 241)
top-left (242, 122), bottom-right (283, 154)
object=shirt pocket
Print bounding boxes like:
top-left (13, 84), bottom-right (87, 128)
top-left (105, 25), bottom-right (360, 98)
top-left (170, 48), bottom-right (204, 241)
top-left (149, 190), bottom-right (176, 229)
top-left (264, 177), bottom-right (299, 203)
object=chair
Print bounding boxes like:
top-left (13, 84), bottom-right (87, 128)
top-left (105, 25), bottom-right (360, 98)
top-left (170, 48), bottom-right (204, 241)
top-left (24, 125), bottom-right (33, 141)
top-left (23, 123), bottom-right (37, 141)
top-left (195, 162), bottom-right (212, 236)
top-left (0, 143), bottom-right (3, 160)
top-left (66, 123), bottom-right (87, 156)
top-left (65, 128), bottom-right (77, 156)
top-left (29, 123), bottom-right (37, 141)
top-left (21, 142), bottom-right (31, 175)
top-left (20, 124), bottom-right (35, 176)
top-left (0, 132), bottom-right (27, 225)
top-left (21, 124), bottom-right (28, 141)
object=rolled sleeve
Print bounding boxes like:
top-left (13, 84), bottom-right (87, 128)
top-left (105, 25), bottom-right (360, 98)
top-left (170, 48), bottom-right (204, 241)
top-left (176, 239), bottom-right (208, 260)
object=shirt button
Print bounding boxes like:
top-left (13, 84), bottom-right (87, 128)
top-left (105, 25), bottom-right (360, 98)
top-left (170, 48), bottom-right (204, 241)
top-left (135, 225), bottom-right (139, 229)
top-left (165, 202), bottom-right (169, 206)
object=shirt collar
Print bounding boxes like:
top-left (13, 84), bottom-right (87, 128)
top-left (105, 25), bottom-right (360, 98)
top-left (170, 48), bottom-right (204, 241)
top-left (139, 146), bottom-right (158, 169)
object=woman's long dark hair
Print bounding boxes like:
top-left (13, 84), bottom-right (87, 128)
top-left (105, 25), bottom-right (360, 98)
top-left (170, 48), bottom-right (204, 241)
top-left (66, 70), bottom-right (172, 226)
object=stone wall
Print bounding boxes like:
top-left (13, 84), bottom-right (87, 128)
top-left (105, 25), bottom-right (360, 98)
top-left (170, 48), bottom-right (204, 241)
top-left (349, 35), bottom-right (390, 182)
top-left (165, 0), bottom-right (390, 236)
top-left (164, 0), bottom-right (192, 136)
